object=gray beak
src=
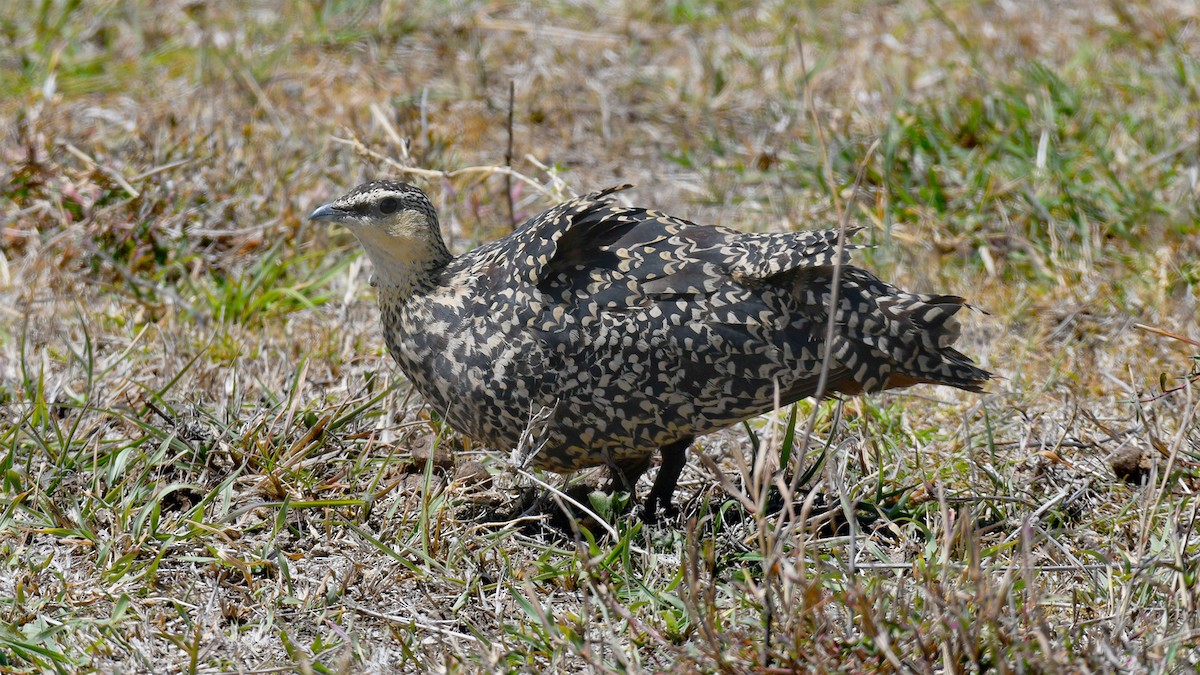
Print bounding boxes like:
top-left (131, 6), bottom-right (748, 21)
top-left (309, 202), bottom-right (348, 222)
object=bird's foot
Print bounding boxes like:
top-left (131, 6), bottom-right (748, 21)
top-left (640, 495), bottom-right (679, 524)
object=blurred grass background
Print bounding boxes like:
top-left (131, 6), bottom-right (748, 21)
top-left (1, 0), bottom-right (1198, 672)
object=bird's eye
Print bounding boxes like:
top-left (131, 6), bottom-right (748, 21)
top-left (379, 197), bottom-right (399, 214)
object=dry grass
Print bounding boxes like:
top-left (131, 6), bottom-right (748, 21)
top-left (1, 0), bottom-right (1198, 672)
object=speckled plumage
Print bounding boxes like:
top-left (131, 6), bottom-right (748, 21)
top-left (310, 180), bottom-right (991, 519)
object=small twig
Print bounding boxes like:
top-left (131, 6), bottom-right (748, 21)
top-left (369, 102), bottom-right (409, 158)
top-left (523, 154), bottom-right (574, 200)
top-left (345, 600), bottom-right (476, 641)
top-left (60, 142), bottom-right (139, 198)
top-left (331, 134), bottom-right (558, 199)
top-left (475, 14), bottom-right (621, 43)
top-left (129, 158), bottom-right (196, 182)
top-left (1134, 322), bottom-right (1200, 349)
top-left (505, 80), bottom-right (516, 230)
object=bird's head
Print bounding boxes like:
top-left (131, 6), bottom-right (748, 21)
top-left (309, 180), bottom-right (450, 288)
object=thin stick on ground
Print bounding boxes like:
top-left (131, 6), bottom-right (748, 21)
top-left (331, 133), bottom-right (560, 199)
top-left (505, 80), bottom-right (516, 230)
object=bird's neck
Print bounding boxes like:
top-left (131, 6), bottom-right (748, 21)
top-left (353, 228), bottom-right (452, 298)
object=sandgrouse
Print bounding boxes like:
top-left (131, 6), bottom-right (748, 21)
top-left (310, 180), bottom-right (990, 521)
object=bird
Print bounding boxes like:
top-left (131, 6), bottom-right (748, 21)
top-left (309, 180), bottom-right (991, 522)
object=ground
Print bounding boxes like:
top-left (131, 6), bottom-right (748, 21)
top-left (1, 1), bottom-right (1199, 672)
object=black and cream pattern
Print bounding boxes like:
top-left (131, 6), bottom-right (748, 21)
top-left (310, 180), bottom-right (991, 515)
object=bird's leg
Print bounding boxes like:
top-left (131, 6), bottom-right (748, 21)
top-left (641, 436), bottom-right (693, 523)
top-left (606, 455), bottom-right (652, 497)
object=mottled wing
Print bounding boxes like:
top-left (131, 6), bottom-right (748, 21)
top-left (527, 197), bottom-right (864, 429)
top-left (504, 185), bottom-right (635, 288)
